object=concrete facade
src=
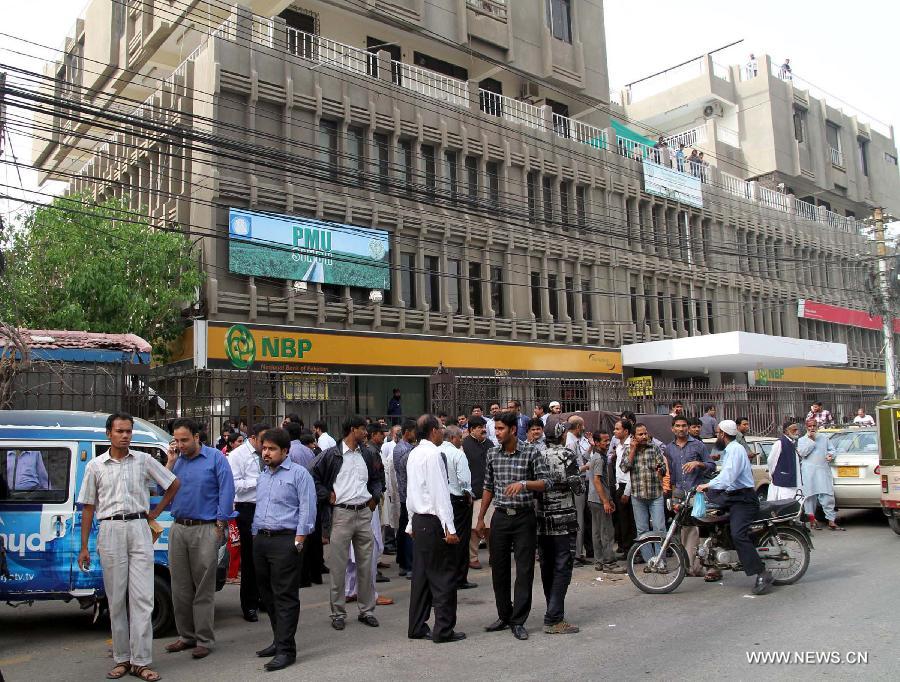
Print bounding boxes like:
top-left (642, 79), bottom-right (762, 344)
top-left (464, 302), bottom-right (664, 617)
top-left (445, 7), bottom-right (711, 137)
top-left (29, 1), bottom-right (890, 388)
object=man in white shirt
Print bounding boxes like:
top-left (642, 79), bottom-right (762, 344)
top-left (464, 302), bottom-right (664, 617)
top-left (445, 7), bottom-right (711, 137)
top-left (228, 423), bottom-right (269, 622)
top-left (852, 408), bottom-right (875, 427)
top-left (381, 425), bottom-right (401, 551)
top-left (314, 420), bottom-right (337, 451)
top-left (610, 418), bottom-right (636, 556)
top-left (407, 415), bottom-right (463, 644)
top-left (485, 402), bottom-right (501, 447)
top-left (440, 426), bottom-right (475, 590)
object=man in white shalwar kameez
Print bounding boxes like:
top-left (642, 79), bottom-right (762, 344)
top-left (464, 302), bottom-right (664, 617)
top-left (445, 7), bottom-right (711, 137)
top-left (798, 419), bottom-right (844, 531)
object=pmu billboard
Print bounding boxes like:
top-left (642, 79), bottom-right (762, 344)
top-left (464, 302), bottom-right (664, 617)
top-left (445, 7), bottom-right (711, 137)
top-left (228, 208), bottom-right (391, 289)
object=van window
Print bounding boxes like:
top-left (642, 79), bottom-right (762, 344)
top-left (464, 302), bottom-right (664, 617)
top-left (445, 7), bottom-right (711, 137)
top-left (1, 447), bottom-right (71, 503)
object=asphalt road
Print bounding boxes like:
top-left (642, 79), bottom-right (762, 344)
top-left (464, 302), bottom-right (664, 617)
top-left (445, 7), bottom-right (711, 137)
top-left (1, 509), bottom-right (897, 682)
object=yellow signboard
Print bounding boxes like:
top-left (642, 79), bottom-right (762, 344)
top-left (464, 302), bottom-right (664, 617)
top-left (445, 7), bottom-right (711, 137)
top-left (757, 367), bottom-right (886, 388)
top-left (627, 375), bottom-right (654, 398)
top-left (202, 323), bottom-right (622, 375)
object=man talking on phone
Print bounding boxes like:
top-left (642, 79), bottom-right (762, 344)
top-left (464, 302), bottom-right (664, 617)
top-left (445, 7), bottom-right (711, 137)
top-left (77, 412), bottom-right (181, 682)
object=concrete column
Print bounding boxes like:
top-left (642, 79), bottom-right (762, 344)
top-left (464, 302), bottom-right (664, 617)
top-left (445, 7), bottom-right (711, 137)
top-left (556, 259), bottom-right (571, 324)
top-left (503, 252), bottom-right (516, 321)
top-left (391, 232), bottom-right (405, 307)
top-left (539, 257), bottom-right (551, 322)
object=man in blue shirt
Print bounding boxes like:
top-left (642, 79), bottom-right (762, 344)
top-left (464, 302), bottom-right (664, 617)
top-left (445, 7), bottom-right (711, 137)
top-left (665, 416), bottom-right (715, 576)
top-left (697, 420), bottom-right (774, 595)
top-left (165, 418), bottom-right (235, 659)
top-left (252, 428), bottom-right (317, 672)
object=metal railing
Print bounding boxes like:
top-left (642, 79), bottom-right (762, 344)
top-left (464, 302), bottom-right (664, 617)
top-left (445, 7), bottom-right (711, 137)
top-left (466, 0), bottom-right (508, 20)
top-left (758, 184), bottom-right (790, 212)
top-left (479, 89), bottom-right (545, 129)
top-left (830, 146), bottom-right (845, 167)
top-left (795, 198), bottom-right (818, 221)
top-left (251, 15), bottom-right (274, 48)
top-left (712, 61), bottom-right (731, 82)
top-left (665, 125), bottom-right (706, 150)
top-left (721, 171), bottom-right (752, 198)
top-left (716, 125), bottom-right (740, 147)
top-left (395, 61), bottom-right (469, 108)
top-left (285, 27), bottom-right (370, 74)
top-left (553, 115), bottom-right (608, 149)
top-left (824, 209), bottom-right (858, 233)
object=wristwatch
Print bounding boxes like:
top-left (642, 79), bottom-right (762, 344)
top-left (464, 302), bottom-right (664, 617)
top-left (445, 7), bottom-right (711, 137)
top-left (519, 480), bottom-right (527, 492)
top-left (215, 521), bottom-right (226, 529)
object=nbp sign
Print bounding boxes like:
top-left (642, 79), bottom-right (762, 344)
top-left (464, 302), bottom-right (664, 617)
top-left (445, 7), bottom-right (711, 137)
top-left (225, 324), bottom-right (312, 368)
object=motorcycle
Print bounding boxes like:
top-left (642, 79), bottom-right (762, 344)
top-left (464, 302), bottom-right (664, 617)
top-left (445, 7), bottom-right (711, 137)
top-left (626, 488), bottom-right (813, 594)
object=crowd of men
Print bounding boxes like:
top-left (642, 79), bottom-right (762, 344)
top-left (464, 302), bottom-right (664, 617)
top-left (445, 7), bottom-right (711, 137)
top-left (78, 396), bottom-right (863, 679)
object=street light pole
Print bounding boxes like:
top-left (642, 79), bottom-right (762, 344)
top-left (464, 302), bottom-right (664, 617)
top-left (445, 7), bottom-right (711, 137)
top-left (873, 207), bottom-right (897, 398)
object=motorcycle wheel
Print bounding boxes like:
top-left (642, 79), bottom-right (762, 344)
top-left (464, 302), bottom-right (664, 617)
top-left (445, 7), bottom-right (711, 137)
top-left (625, 539), bottom-right (687, 594)
top-left (758, 527), bottom-right (810, 585)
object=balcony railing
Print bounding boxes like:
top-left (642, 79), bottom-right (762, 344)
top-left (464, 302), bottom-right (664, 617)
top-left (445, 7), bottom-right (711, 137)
top-left (665, 125), bottom-right (707, 150)
top-left (466, 0), bottom-right (507, 21)
top-left (553, 115), bottom-right (608, 149)
top-left (396, 61), bottom-right (469, 109)
top-left (795, 198), bottom-right (818, 221)
top-left (716, 125), bottom-right (740, 147)
top-left (758, 185), bottom-right (790, 213)
top-left (286, 27), bottom-right (370, 74)
top-left (830, 146), bottom-right (844, 167)
top-left (712, 62), bottom-right (731, 82)
top-left (721, 171), bottom-right (752, 199)
top-left (480, 90), bottom-right (544, 129)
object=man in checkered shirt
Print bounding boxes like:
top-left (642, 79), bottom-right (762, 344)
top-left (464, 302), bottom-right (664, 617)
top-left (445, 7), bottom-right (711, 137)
top-left (475, 412), bottom-right (552, 642)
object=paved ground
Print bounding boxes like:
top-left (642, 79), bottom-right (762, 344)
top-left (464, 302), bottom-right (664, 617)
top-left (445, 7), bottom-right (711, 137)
top-left (1, 509), bottom-right (897, 681)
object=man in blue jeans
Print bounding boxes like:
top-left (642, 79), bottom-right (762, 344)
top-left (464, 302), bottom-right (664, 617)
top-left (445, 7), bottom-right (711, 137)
top-left (619, 423), bottom-right (667, 567)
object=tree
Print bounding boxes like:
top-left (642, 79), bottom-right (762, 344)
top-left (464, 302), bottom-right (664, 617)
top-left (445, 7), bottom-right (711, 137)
top-left (0, 195), bottom-right (204, 360)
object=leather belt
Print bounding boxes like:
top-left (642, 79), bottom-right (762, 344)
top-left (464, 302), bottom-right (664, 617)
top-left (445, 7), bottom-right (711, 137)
top-left (335, 502), bottom-right (369, 510)
top-left (498, 507), bottom-right (534, 516)
top-left (100, 512), bottom-right (147, 522)
top-left (257, 529), bottom-right (294, 537)
top-left (175, 518), bottom-right (216, 526)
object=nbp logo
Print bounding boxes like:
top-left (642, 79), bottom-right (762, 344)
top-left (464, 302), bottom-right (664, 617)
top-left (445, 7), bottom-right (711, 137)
top-left (225, 324), bottom-right (256, 369)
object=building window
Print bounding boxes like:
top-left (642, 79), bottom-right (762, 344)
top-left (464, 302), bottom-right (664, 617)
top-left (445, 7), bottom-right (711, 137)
top-left (576, 185), bottom-right (587, 229)
top-left (422, 145), bottom-right (436, 198)
top-left (564, 276), bottom-right (574, 319)
top-left (486, 161), bottom-right (500, 207)
top-left (581, 278), bottom-right (592, 321)
top-left (542, 176), bottom-right (554, 225)
top-left (546, 0), bottom-right (572, 43)
top-left (858, 139), bottom-right (869, 176)
top-left (527, 171), bottom-right (538, 223)
top-left (424, 255), bottom-right (440, 312)
top-left (374, 133), bottom-right (390, 192)
top-left (469, 262), bottom-right (483, 316)
top-left (348, 126), bottom-right (366, 184)
top-left (465, 156), bottom-right (479, 204)
top-left (398, 139), bottom-right (413, 196)
top-left (531, 272), bottom-right (542, 318)
top-left (560, 181), bottom-right (571, 231)
top-left (400, 252), bottom-right (416, 305)
top-left (826, 122), bottom-right (842, 165)
top-left (547, 274), bottom-right (558, 319)
top-left (318, 119), bottom-right (338, 181)
top-left (444, 151), bottom-right (459, 202)
top-left (447, 259), bottom-right (461, 314)
top-left (490, 265), bottom-right (503, 317)
top-left (792, 106), bottom-right (806, 144)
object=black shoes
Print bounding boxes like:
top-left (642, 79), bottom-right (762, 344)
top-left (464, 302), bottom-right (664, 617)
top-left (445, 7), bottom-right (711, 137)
top-left (331, 618), bottom-right (345, 631)
top-left (398, 569), bottom-right (409, 577)
top-left (243, 609), bottom-right (259, 622)
top-left (511, 625), bottom-right (529, 641)
top-left (753, 570), bottom-right (775, 595)
top-left (264, 654), bottom-right (295, 671)
top-left (376, 571), bottom-right (391, 583)
top-left (256, 644), bottom-right (277, 658)
top-left (433, 632), bottom-right (466, 644)
top-left (358, 613), bottom-right (380, 627)
top-left (408, 629), bottom-right (432, 640)
top-left (484, 619), bottom-right (509, 632)
top-left (457, 582), bottom-right (478, 590)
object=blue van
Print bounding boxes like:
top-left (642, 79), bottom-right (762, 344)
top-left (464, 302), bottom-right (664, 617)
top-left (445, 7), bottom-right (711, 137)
top-left (0, 410), bottom-right (225, 635)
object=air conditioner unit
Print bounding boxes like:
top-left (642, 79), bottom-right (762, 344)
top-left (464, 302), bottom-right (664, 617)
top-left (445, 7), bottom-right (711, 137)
top-left (702, 101), bottom-right (724, 119)
top-left (520, 81), bottom-right (540, 100)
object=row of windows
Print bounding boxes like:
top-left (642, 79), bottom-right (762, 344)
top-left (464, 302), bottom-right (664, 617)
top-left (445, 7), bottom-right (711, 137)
top-left (398, 253), bottom-right (503, 317)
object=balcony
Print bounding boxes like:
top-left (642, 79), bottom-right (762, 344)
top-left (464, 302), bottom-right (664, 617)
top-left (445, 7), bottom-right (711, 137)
top-left (466, 0), bottom-right (507, 21)
top-left (665, 125), bottom-right (707, 150)
top-left (830, 146), bottom-right (845, 168)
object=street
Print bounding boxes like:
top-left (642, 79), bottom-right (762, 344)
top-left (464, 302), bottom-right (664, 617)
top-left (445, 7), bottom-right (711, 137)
top-left (0, 509), bottom-right (896, 681)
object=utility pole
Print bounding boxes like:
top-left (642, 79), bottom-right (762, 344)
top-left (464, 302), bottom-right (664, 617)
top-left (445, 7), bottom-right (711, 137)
top-left (874, 207), bottom-right (897, 397)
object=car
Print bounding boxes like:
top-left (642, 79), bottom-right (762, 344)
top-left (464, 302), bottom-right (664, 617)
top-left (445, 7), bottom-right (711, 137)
top-left (703, 436), bottom-right (776, 502)
top-left (824, 428), bottom-right (881, 509)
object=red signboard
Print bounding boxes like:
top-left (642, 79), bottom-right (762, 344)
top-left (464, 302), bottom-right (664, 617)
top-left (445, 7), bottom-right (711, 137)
top-left (798, 299), bottom-right (900, 333)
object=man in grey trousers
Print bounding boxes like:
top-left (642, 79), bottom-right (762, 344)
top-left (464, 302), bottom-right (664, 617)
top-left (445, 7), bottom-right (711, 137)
top-left (311, 415), bottom-right (384, 631)
top-left (165, 418), bottom-right (235, 660)
top-left (78, 412), bottom-right (181, 682)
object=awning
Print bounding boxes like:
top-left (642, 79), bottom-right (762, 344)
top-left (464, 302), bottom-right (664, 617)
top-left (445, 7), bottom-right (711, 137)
top-left (611, 119), bottom-right (656, 150)
top-left (620, 332), bottom-right (847, 373)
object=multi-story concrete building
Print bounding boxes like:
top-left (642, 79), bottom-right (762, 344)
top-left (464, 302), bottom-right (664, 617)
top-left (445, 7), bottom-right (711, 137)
top-left (26, 0), bottom-right (896, 426)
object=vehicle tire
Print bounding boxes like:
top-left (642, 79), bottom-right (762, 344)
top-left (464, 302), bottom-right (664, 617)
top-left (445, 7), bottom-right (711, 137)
top-left (758, 527), bottom-right (810, 586)
top-left (625, 538), bottom-right (687, 594)
top-left (152, 573), bottom-right (175, 637)
top-left (889, 515), bottom-right (900, 536)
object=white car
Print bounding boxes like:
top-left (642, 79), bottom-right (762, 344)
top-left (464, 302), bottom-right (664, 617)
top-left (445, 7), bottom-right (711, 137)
top-left (824, 428), bottom-right (881, 509)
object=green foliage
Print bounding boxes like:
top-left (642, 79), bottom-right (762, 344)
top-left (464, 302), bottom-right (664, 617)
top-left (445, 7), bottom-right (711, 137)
top-left (0, 195), bottom-right (203, 360)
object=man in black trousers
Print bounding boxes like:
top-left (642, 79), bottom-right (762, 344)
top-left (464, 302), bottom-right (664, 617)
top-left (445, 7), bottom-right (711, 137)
top-left (252, 428), bottom-right (317, 671)
top-left (406, 415), bottom-right (464, 643)
top-left (475, 412), bottom-right (552, 641)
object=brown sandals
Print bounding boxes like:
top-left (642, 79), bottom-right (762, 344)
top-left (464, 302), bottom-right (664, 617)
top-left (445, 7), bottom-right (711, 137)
top-left (130, 666), bottom-right (161, 681)
top-left (106, 662), bottom-right (130, 679)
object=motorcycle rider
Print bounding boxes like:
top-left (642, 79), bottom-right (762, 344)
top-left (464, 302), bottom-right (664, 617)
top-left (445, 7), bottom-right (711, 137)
top-left (697, 420), bottom-right (774, 595)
